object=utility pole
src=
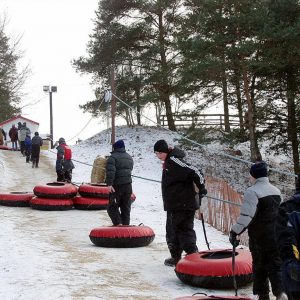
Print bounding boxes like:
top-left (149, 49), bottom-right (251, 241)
top-left (43, 85), bottom-right (57, 149)
top-left (110, 66), bottom-right (116, 147)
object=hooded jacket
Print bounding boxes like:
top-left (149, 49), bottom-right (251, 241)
top-left (161, 147), bottom-right (205, 211)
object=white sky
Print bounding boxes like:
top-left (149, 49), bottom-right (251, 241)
top-left (0, 0), bottom-right (105, 144)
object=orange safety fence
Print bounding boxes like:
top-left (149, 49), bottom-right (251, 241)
top-left (197, 176), bottom-right (249, 246)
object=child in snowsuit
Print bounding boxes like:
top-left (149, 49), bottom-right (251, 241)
top-left (56, 138), bottom-right (74, 182)
top-left (24, 134), bottom-right (32, 163)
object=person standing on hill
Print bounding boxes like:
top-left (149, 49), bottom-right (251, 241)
top-left (56, 137), bottom-right (74, 182)
top-left (0, 127), bottom-right (6, 145)
top-left (24, 134), bottom-right (32, 163)
top-left (154, 139), bottom-right (207, 267)
top-left (9, 125), bottom-right (18, 150)
top-left (19, 122), bottom-right (31, 155)
top-left (276, 175), bottom-right (300, 300)
top-left (31, 132), bottom-right (43, 168)
top-left (105, 139), bottom-right (134, 226)
top-left (229, 161), bottom-right (287, 300)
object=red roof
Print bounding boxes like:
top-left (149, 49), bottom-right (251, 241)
top-left (0, 115), bottom-right (39, 126)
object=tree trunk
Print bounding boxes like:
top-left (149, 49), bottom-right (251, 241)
top-left (158, 10), bottom-right (176, 131)
top-left (286, 71), bottom-right (300, 175)
top-left (233, 69), bottom-right (244, 130)
top-left (134, 87), bottom-right (141, 125)
top-left (242, 68), bottom-right (261, 161)
top-left (221, 61), bottom-right (230, 132)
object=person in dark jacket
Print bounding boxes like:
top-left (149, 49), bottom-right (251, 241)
top-left (0, 127), bottom-right (6, 145)
top-left (9, 125), bottom-right (18, 150)
top-left (276, 175), bottom-right (300, 300)
top-left (229, 161), bottom-right (287, 300)
top-left (19, 122), bottom-right (31, 156)
top-left (24, 134), bottom-right (32, 163)
top-left (31, 132), bottom-right (43, 168)
top-left (154, 139), bottom-right (207, 267)
top-left (56, 137), bottom-right (74, 182)
top-left (105, 139), bottom-right (134, 226)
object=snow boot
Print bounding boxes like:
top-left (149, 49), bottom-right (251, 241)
top-left (164, 257), bottom-right (181, 267)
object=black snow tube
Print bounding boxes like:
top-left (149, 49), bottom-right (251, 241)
top-left (30, 197), bottom-right (74, 211)
top-left (33, 182), bottom-right (78, 199)
top-left (89, 225), bottom-right (155, 248)
top-left (78, 183), bottom-right (110, 198)
top-left (174, 295), bottom-right (252, 300)
top-left (0, 192), bottom-right (33, 207)
top-left (73, 196), bottom-right (109, 210)
top-left (175, 249), bottom-right (253, 289)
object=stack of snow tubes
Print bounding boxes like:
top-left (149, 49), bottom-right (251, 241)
top-left (0, 192), bottom-right (34, 207)
top-left (31, 182), bottom-right (78, 211)
top-left (73, 183), bottom-right (110, 210)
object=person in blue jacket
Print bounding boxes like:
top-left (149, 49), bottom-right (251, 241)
top-left (24, 134), bottom-right (32, 163)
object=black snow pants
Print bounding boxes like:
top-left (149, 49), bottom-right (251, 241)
top-left (31, 144), bottom-right (41, 167)
top-left (107, 183), bottom-right (132, 226)
top-left (166, 210), bottom-right (198, 259)
top-left (250, 240), bottom-right (284, 297)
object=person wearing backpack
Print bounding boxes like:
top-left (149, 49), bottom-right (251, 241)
top-left (56, 137), bottom-right (74, 182)
top-left (154, 139), bottom-right (207, 267)
top-left (276, 175), bottom-right (300, 300)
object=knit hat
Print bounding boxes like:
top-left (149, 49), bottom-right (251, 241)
top-left (113, 139), bottom-right (125, 149)
top-left (250, 161), bottom-right (268, 179)
top-left (154, 139), bottom-right (169, 153)
top-left (59, 137), bottom-right (65, 144)
top-left (35, 132), bottom-right (39, 136)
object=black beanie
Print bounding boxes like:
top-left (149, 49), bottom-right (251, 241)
top-left (250, 161), bottom-right (268, 179)
top-left (154, 139), bottom-right (169, 153)
top-left (113, 139), bottom-right (125, 149)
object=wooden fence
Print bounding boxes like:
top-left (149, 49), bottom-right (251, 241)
top-left (159, 114), bottom-right (240, 129)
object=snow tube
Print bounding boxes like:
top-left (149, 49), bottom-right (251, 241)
top-left (73, 196), bottom-right (109, 210)
top-left (78, 183), bottom-right (110, 198)
top-left (0, 145), bottom-right (12, 151)
top-left (0, 192), bottom-right (33, 207)
top-left (175, 248), bottom-right (253, 289)
top-left (33, 182), bottom-right (78, 199)
top-left (174, 294), bottom-right (252, 300)
top-left (130, 193), bottom-right (136, 202)
top-left (30, 197), bottom-right (74, 211)
top-left (89, 225), bottom-right (155, 248)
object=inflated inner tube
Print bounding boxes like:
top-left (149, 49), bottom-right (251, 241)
top-left (73, 196), bottom-right (109, 210)
top-left (30, 197), bottom-right (74, 211)
top-left (175, 249), bottom-right (253, 289)
top-left (89, 225), bottom-right (155, 248)
top-left (0, 192), bottom-right (33, 207)
top-left (0, 145), bottom-right (12, 151)
top-left (174, 295), bottom-right (252, 300)
top-left (33, 182), bottom-right (78, 199)
top-left (78, 183), bottom-right (110, 198)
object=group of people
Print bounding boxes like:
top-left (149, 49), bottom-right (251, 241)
top-left (106, 139), bottom-right (299, 300)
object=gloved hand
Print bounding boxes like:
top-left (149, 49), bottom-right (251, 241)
top-left (200, 187), bottom-right (208, 196)
top-left (229, 231), bottom-right (239, 247)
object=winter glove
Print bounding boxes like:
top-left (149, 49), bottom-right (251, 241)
top-left (229, 231), bottom-right (239, 247)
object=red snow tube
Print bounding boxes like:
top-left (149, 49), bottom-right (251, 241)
top-left (175, 248), bottom-right (253, 289)
top-left (78, 183), bottom-right (110, 198)
top-left (0, 145), bottom-right (12, 151)
top-left (174, 294), bottom-right (252, 300)
top-left (73, 196), bottom-right (109, 210)
top-left (33, 182), bottom-right (78, 199)
top-left (89, 225), bottom-right (155, 248)
top-left (0, 192), bottom-right (33, 207)
top-left (30, 197), bottom-right (74, 211)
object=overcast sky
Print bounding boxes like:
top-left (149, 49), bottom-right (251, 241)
top-left (0, 0), bottom-right (106, 144)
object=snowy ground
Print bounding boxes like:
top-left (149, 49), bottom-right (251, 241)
top-left (0, 126), bottom-right (278, 300)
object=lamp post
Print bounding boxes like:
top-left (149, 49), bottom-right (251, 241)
top-left (43, 85), bottom-right (57, 149)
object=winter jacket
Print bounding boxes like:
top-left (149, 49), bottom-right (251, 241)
top-left (24, 136), bottom-right (32, 150)
top-left (19, 126), bottom-right (31, 141)
top-left (105, 148), bottom-right (133, 186)
top-left (161, 147), bottom-right (206, 212)
top-left (9, 127), bottom-right (18, 141)
top-left (32, 135), bottom-right (43, 146)
top-left (231, 177), bottom-right (282, 248)
top-left (1, 128), bottom-right (6, 140)
top-left (276, 189), bottom-right (300, 262)
top-left (56, 143), bottom-right (74, 172)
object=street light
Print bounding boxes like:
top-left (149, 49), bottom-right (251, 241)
top-left (43, 85), bottom-right (57, 148)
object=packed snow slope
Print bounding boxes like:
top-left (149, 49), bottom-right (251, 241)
top-left (1, 125), bottom-right (283, 300)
